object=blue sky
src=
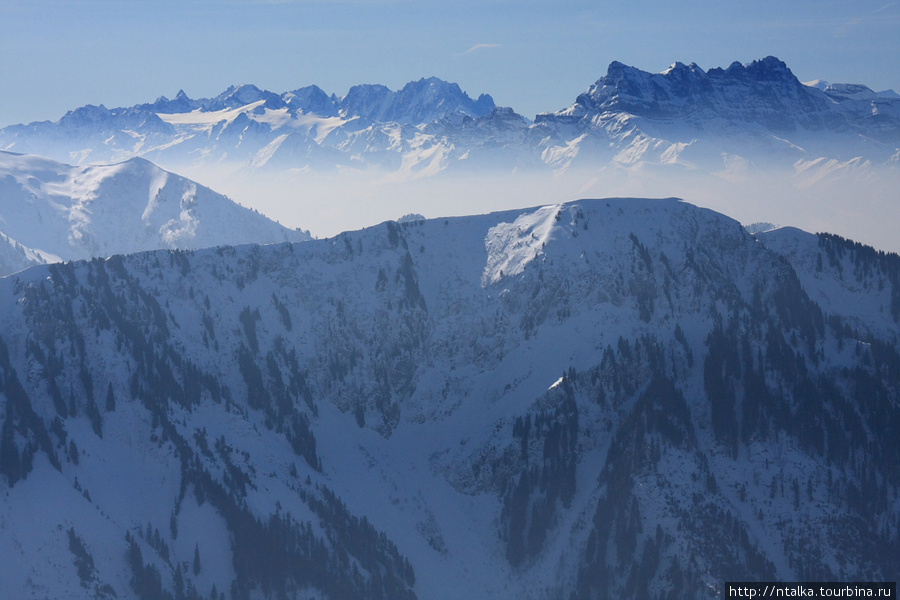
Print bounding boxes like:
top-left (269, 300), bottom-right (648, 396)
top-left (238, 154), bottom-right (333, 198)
top-left (1, 0), bottom-right (898, 127)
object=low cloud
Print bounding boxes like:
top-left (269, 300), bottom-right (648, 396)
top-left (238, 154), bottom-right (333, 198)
top-left (463, 43), bottom-right (501, 55)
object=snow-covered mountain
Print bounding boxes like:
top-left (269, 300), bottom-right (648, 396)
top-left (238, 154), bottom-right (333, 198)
top-left (1, 57), bottom-right (897, 249)
top-left (552, 56), bottom-right (897, 155)
top-left (1, 57), bottom-right (896, 173)
top-left (805, 79), bottom-right (900, 101)
top-left (0, 151), bottom-right (309, 276)
top-left (0, 78), bottom-right (499, 171)
top-left (1, 198), bottom-right (897, 599)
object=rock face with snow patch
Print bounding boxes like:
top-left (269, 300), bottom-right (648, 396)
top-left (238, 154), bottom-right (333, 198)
top-left (534, 56), bottom-right (900, 170)
top-left (0, 198), bottom-right (897, 599)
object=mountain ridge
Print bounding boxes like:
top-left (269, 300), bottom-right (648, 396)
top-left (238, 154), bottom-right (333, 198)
top-left (0, 151), bottom-right (309, 276)
top-left (3, 57), bottom-right (896, 171)
top-left (0, 198), bottom-right (897, 599)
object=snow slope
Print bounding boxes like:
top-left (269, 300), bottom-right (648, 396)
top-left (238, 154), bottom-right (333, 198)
top-left (0, 151), bottom-right (309, 276)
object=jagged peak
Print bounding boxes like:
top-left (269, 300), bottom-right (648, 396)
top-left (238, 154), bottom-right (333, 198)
top-left (663, 61), bottom-right (704, 75)
top-left (603, 60), bottom-right (639, 79)
top-left (215, 83), bottom-right (265, 100)
top-left (399, 77), bottom-right (494, 112)
top-left (152, 89), bottom-right (190, 105)
top-left (746, 55), bottom-right (793, 78)
top-left (410, 75), bottom-right (455, 87)
top-left (713, 55), bottom-right (797, 83)
top-left (338, 77), bottom-right (494, 123)
top-left (58, 104), bottom-right (113, 126)
top-left (343, 82), bottom-right (392, 97)
top-left (555, 55), bottom-right (825, 124)
top-left (287, 83), bottom-right (329, 96)
top-left (397, 77), bottom-right (463, 99)
top-left (284, 84), bottom-right (339, 115)
top-left (205, 84), bottom-right (286, 111)
top-left (64, 103), bottom-right (110, 116)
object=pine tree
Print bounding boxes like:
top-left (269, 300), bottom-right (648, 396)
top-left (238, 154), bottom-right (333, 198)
top-left (105, 382), bottom-right (116, 412)
top-left (193, 543), bottom-right (201, 576)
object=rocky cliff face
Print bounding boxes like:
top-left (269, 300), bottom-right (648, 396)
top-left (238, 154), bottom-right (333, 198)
top-left (549, 57), bottom-right (832, 129)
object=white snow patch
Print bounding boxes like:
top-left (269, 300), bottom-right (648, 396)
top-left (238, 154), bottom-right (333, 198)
top-left (156, 101), bottom-right (267, 127)
top-left (482, 204), bottom-right (562, 286)
top-left (250, 133), bottom-right (289, 168)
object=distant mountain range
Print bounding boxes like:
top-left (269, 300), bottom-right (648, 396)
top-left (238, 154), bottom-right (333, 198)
top-left (0, 151), bottom-right (308, 276)
top-left (0, 77), bottom-right (501, 171)
top-left (2, 55), bottom-right (897, 248)
top-left (0, 198), bottom-right (897, 599)
top-left (1, 56), bottom-right (897, 174)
